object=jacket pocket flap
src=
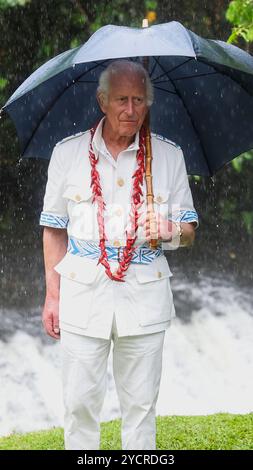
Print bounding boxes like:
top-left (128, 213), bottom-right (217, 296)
top-left (62, 185), bottom-right (93, 202)
top-left (54, 252), bottom-right (98, 284)
top-left (135, 256), bottom-right (173, 283)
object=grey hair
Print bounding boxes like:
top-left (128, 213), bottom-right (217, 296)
top-left (97, 60), bottom-right (154, 106)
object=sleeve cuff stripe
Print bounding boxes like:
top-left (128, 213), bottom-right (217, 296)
top-left (39, 212), bottom-right (68, 228)
top-left (171, 210), bottom-right (199, 227)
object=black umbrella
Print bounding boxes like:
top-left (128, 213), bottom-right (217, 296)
top-left (2, 20), bottom-right (253, 175)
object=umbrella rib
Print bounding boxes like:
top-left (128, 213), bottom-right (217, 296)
top-left (154, 79), bottom-right (175, 84)
top-left (93, 61), bottom-right (108, 68)
top-left (21, 60), bottom-right (109, 157)
top-left (173, 71), bottom-right (219, 81)
top-left (199, 58), bottom-right (253, 98)
top-left (156, 60), bottom-right (212, 175)
top-left (152, 58), bottom-right (193, 83)
top-left (153, 86), bottom-right (177, 94)
top-left (150, 57), bottom-right (160, 77)
top-left (76, 80), bottom-right (98, 83)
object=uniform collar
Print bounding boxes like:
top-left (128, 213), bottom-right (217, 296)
top-left (92, 116), bottom-right (140, 155)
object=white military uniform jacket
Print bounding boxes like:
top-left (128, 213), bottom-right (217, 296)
top-left (40, 117), bottom-right (199, 339)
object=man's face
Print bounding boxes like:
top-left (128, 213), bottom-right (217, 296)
top-left (98, 70), bottom-right (149, 138)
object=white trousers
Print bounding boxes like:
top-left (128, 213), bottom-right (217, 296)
top-left (60, 314), bottom-right (165, 450)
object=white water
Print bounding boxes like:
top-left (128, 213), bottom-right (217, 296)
top-left (0, 274), bottom-right (252, 437)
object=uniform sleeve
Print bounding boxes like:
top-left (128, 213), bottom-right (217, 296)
top-left (39, 144), bottom-right (69, 229)
top-left (169, 147), bottom-right (199, 228)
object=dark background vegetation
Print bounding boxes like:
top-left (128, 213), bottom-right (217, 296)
top-left (0, 0), bottom-right (253, 308)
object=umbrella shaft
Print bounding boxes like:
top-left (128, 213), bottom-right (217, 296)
top-left (144, 111), bottom-right (157, 250)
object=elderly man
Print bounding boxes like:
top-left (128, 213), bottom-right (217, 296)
top-left (40, 59), bottom-right (198, 450)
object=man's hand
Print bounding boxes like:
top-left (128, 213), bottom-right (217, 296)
top-left (138, 211), bottom-right (196, 246)
top-left (42, 295), bottom-right (60, 340)
top-left (139, 211), bottom-right (173, 242)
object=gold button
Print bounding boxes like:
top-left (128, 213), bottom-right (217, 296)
top-left (156, 195), bottom-right (163, 203)
top-left (115, 208), bottom-right (123, 216)
top-left (157, 271), bottom-right (162, 278)
top-left (117, 177), bottom-right (125, 187)
top-left (75, 194), bottom-right (82, 202)
top-left (113, 240), bottom-right (121, 247)
top-left (69, 272), bottom-right (76, 279)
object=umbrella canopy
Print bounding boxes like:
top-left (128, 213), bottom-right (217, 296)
top-left (2, 20), bottom-right (253, 175)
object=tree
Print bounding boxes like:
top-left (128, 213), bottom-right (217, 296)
top-left (226, 0), bottom-right (253, 50)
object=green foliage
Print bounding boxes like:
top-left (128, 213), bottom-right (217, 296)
top-left (241, 210), bottom-right (253, 233)
top-left (226, 0), bottom-right (253, 28)
top-left (70, 38), bottom-right (81, 49)
top-left (0, 414), bottom-right (252, 450)
top-left (87, 0), bottom-right (146, 31)
top-left (0, 0), bottom-right (30, 8)
top-left (145, 0), bottom-right (157, 11)
top-left (0, 77), bottom-right (8, 90)
top-left (226, 0), bottom-right (253, 43)
top-left (192, 175), bottom-right (201, 181)
top-left (219, 199), bottom-right (237, 222)
top-left (231, 150), bottom-right (253, 172)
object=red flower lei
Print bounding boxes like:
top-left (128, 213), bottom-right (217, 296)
top-left (89, 120), bottom-right (146, 282)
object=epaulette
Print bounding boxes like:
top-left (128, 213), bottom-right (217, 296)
top-left (152, 133), bottom-right (181, 150)
top-left (55, 130), bottom-right (88, 147)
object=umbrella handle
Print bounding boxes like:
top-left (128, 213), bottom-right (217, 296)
top-left (144, 118), bottom-right (158, 250)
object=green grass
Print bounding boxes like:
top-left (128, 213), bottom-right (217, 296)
top-left (0, 413), bottom-right (252, 450)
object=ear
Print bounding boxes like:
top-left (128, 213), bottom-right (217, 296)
top-left (97, 92), bottom-right (107, 114)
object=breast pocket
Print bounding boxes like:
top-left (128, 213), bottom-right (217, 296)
top-left (134, 255), bottom-right (175, 326)
top-left (62, 185), bottom-right (97, 239)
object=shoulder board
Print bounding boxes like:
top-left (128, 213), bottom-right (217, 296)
top-left (152, 133), bottom-right (181, 150)
top-left (55, 130), bottom-right (88, 147)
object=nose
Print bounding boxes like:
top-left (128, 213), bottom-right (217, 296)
top-left (126, 99), bottom-right (134, 116)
